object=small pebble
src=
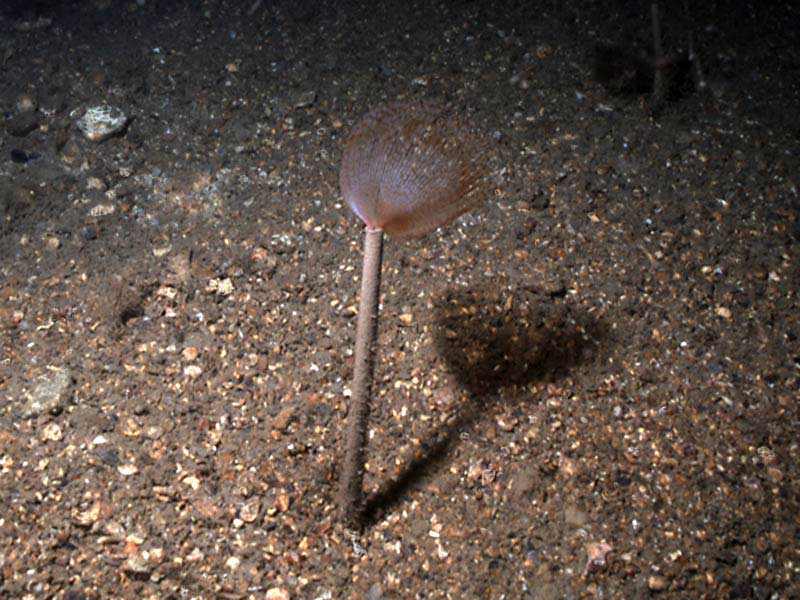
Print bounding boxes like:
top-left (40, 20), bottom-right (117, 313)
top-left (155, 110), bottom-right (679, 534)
top-left (239, 497), bottom-right (261, 523)
top-left (124, 554), bottom-right (150, 574)
top-left (16, 94), bottom-right (37, 112)
top-left (647, 574), bottom-right (669, 591)
top-left (714, 306), bottom-right (732, 319)
top-left (22, 368), bottom-right (73, 417)
top-left (42, 422), bottom-right (63, 441)
top-left (294, 90), bottom-right (316, 108)
top-left (265, 588), bottom-right (290, 600)
top-left (184, 365), bottom-right (203, 378)
top-left (73, 502), bottom-right (102, 526)
top-left (86, 176), bottom-right (107, 191)
top-left (76, 105), bottom-right (128, 142)
top-left (274, 491), bottom-right (290, 513)
top-left (118, 464), bottom-right (138, 476)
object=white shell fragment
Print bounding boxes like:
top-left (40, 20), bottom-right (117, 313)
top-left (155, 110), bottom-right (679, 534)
top-left (76, 105), bottom-right (128, 142)
top-left (88, 203), bottom-right (115, 218)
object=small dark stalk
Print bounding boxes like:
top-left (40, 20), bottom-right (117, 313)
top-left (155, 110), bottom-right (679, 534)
top-left (339, 228), bottom-right (384, 527)
top-left (683, 0), bottom-right (708, 94)
top-left (651, 2), bottom-right (666, 110)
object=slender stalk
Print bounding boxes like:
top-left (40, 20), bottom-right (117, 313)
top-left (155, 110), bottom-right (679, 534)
top-left (683, 0), bottom-right (708, 93)
top-left (651, 2), bottom-right (665, 108)
top-left (339, 228), bottom-right (384, 527)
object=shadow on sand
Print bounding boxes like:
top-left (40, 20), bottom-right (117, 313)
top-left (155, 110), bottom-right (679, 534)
top-left (361, 285), bottom-right (609, 526)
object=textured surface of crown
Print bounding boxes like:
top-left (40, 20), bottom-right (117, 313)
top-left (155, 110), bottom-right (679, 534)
top-left (339, 100), bottom-right (488, 238)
